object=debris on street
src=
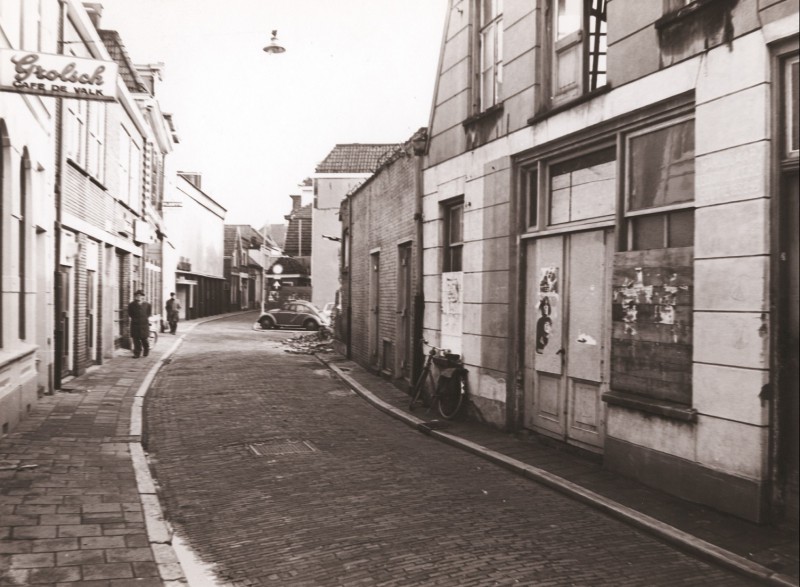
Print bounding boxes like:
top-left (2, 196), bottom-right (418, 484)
top-left (282, 332), bottom-right (334, 355)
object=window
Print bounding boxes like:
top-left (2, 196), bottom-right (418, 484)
top-left (785, 54), bottom-right (799, 158)
top-left (548, 0), bottom-right (607, 106)
top-left (624, 118), bottom-right (695, 250)
top-left (0, 0), bottom-right (21, 47)
top-left (549, 146), bottom-right (615, 224)
top-left (443, 199), bottom-right (464, 272)
top-left (65, 99), bottom-right (87, 167)
top-left (478, 0), bottom-right (503, 111)
top-left (118, 128), bottom-right (130, 205)
top-left (118, 128), bottom-right (141, 209)
top-left (18, 151), bottom-right (28, 340)
top-left (87, 102), bottom-right (105, 180)
top-left (129, 142), bottom-right (141, 209)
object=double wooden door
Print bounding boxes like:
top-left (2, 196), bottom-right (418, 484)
top-left (523, 229), bottom-right (612, 450)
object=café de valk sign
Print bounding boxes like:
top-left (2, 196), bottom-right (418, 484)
top-left (0, 50), bottom-right (118, 102)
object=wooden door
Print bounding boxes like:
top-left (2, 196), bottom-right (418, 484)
top-left (397, 244), bottom-right (412, 380)
top-left (369, 252), bottom-right (380, 365)
top-left (524, 229), bottom-right (611, 450)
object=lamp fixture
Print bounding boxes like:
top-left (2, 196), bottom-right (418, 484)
top-left (263, 30), bottom-right (286, 54)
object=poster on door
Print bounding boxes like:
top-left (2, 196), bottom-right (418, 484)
top-left (535, 266), bottom-right (562, 374)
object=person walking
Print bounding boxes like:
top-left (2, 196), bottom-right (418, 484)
top-left (166, 292), bottom-right (181, 335)
top-left (128, 289), bottom-right (152, 358)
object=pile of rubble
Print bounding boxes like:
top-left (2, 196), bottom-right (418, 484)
top-left (282, 331), bottom-right (334, 355)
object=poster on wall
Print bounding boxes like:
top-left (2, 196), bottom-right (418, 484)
top-left (441, 272), bottom-right (463, 354)
top-left (535, 266), bottom-right (562, 374)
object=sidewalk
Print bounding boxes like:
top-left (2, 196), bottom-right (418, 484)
top-left (318, 352), bottom-right (800, 587)
top-left (0, 313), bottom-right (247, 586)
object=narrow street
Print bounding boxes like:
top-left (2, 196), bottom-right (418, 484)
top-left (143, 314), bottom-right (757, 587)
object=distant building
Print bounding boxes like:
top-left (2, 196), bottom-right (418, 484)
top-left (311, 144), bottom-right (395, 309)
top-left (163, 173), bottom-right (226, 320)
top-left (224, 224), bottom-right (281, 311)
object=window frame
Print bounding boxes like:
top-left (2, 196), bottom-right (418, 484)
top-left (544, 0), bottom-right (608, 109)
top-left (442, 197), bottom-right (465, 273)
top-left (476, 0), bottom-right (504, 113)
top-left (622, 114), bottom-right (695, 251)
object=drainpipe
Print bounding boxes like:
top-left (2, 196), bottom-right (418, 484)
top-left (411, 128), bottom-right (427, 385)
top-left (52, 0), bottom-right (67, 392)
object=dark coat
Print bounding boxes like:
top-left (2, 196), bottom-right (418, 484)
top-left (166, 298), bottom-right (181, 322)
top-left (128, 300), bottom-right (152, 338)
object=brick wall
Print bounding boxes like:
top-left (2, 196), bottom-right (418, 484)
top-left (346, 152), bottom-right (417, 379)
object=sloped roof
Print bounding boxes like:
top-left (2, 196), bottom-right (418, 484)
top-left (315, 144), bottom-right (397, 174)
top-left (223, 225), bottom-right (241, 255)
top-left (229, 224), bottom-right (265, 248)
top-left (98, 30), bottom-right (150, 94)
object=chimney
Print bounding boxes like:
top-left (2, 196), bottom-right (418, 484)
top-left (290, 194), bottom-right (301, 211)
top-left (83, 3), bottom-right (103, 28)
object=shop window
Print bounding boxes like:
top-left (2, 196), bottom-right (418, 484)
top-left (478, 0), bottom-right (503, 112)
top-left (443, 199), bottom-right (464, 272)
top-left (547, 0), bottom-right (607, 107)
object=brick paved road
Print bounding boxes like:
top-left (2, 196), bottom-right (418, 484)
top-left (144, 314), bottom-right (758, 587)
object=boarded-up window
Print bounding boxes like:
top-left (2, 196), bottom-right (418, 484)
top-left (550, 147), bottom-right (616, 224)
top-left (614, 117), bottom-right (695, 405)
top-left (611, 248), bottom-right (693, 405)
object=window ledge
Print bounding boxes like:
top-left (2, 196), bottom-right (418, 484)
top-left (527, 85), bottom-right (612, 126)
top-left (0, 344), bottom-right (38, 370)
top-left (463, 103), bottom-right (504, 128)
top-left (602, 390), bottom-right (697, 422)
top-left (655, 0), bottom-right (736, 31)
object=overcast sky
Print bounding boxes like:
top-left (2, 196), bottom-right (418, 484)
top-left (97, 0), bottom-right (446, 226)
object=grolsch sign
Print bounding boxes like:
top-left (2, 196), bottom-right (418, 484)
top-left (0, 49), bottom-right (117, 102)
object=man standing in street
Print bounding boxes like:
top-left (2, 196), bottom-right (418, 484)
top-left (128, 289), bottom-right (152, 358)
top-left (166, 292), bottom-right (181, 335)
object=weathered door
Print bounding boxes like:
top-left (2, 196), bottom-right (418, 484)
top-left (397, 243), bottom-right (412, 381)
top-left (523, 229), bottom-right (611, 450)
top-left (369, 252), bottom-right (380, 365)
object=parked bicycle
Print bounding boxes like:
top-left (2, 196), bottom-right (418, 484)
top-left (408, 339), bottom-right (468, 419)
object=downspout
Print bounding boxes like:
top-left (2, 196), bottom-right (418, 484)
top-left (52, 0), bottom-right (67, 392)
top-left (411, 130), bottom-right (427, 386)
top-left (346, 197), bottom-right (353, 359)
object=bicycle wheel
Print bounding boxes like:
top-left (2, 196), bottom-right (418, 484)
top-left (408, 367), bottom-right (430, 411)
top-left (437, 374), bottom-right (464, 420)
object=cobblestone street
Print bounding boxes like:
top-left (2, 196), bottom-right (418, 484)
top-left (143, 314), bottom-right (759, 586)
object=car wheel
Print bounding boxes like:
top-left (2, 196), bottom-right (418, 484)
top-left (303, 319), bottom-right (319, 331)
top-left (259, 317), bottom-right (275, 330)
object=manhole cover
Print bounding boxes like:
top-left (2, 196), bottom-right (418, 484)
top-left (247, 440), bottom-right (317, 457)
